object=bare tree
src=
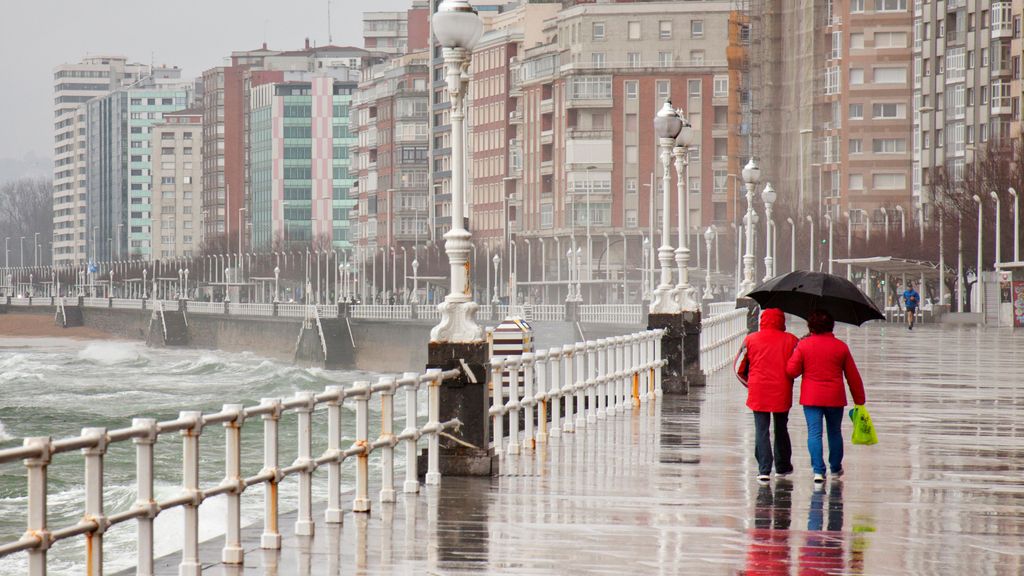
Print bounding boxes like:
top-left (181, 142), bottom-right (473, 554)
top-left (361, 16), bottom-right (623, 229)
top-left (0, 177), bottom-right (53, 265)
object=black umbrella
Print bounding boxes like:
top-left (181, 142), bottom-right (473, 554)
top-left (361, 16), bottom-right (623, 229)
top-left (746, 271), bottom-right (884, 326)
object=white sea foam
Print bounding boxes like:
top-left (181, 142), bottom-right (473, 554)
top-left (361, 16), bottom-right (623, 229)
top-left (0, 420), bottom-right (11, 442)
top-left (77, 342), bottom-right (146, 366)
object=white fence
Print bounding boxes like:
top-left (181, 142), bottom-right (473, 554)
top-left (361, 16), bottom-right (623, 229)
top-left (580, 304), bottom-right (643, 325)
top-left (277, 303), bottom-right (311, 318)
top-left (699, 307), bottom-right (748, 375)
top-left (81, 297), bottom-right (109, 308)
top-left (110, 298), bottom-right (144, 310)
top-left (185, 301), bottom-right (224, 315)
top-left (488, 330), bottom-right (665, 456)
top-left (708, 302), bottom-right (736, 317)
top-left (529, 304), bottom-right (565, 322)
top-left (226, 302), bottom-right (275, 317)
top-left (0, 368), bottom-right (462, 575)
top-left (351, 305), bottom-right (412, 320)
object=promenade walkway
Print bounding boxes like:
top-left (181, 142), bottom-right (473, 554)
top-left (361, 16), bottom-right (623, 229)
top-left (143, 323), bottom-right (1024, 575)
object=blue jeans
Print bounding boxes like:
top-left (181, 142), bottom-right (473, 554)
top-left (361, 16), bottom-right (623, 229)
top-left (803, 406), bottom-right (845, 475)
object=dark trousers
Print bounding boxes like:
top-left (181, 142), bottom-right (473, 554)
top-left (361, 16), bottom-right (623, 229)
top-left (753, 411), bottom-right (793, 476)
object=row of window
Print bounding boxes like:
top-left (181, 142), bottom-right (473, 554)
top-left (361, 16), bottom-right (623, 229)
top-left (589, 19), bottom-right (703, 43)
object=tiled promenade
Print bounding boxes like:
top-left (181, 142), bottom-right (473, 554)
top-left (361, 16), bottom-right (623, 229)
top-left (146, 323), bottom-right (1024, 575)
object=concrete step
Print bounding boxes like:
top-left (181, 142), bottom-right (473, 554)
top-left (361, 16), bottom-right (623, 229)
top-left (62, 306), bottom-right (84, 328)
top-left (162, 311), bottom-right (189, 346)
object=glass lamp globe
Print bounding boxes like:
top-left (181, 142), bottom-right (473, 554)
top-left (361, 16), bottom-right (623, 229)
top-left (432, 0), bottom-right (483, 50)
top-left (742, 158), bottom-right (762, 185)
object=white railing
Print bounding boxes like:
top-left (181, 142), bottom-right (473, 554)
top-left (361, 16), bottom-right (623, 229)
top-left (700, 308), bottom-right (748, 375)
top-left (530, 305), bottom-right (565, 322)
top-left (110, 298), bottom-right (144, 310)
top-left (316, 304), bottom-right (339, 319)
top-left (81, 297), bottom-right (109, 308)
top-left (416, 304), bottom-right (441, 321)
top-left (157, 300), bottom-right (179, 312)
top-left (227, 302), bottom-right (275, 317)
top-left (488, 330), bottom-right (664, 457)
top-left (9, 297), bottom-right (31, 306)
top-left (185, 301), bottom-right (223, 315)
top-left (351, 304), bottom-right (412, 320)
top-left (277, 303), bottom-right (311, 318)
top-left (708, 302), bottom-right (736, 317)
top-left (0, 367), bottom-right (462, 575)
top-left (580, 304), bottom-right (644, 325)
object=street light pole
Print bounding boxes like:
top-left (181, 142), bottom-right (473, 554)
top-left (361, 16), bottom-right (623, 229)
top-left (881, 207), bottom-right (890, 244)
top-left (492, 253), bottom-right (501, 305)
top-left (805, 215), bottom-right (815, 271)
top-left (651, 101), bottom-right (682, 313)
top-left (973, 194), bottom-right (984, 319)
top-left (824, 213), bottom-right (834, 275)
top-left (739, 159), bottom-right (761, 295)
top-left (895, 205), bottom-right (906, 240)
top-left (703, 227), bottom-right (715, 301)
top-left (1009, 187), bottom-right (1020, 262)
top-left (673, 112), bottom-right (698, 310)
top-left (991, 191), bottom-right (1001, 268)
top-left (761, 182), bottom-right (776, 282)
top-left (846, 210), bottom-right (853, 280)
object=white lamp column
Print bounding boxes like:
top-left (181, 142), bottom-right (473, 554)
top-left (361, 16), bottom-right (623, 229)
top-left (761, 182), bottom-right (776, 282)
top-left (739, 159), bottom-right (761, 295)
top-left (650, 101), bottom-right (683, 314)
top-left (673, 110), bottom-right (698, 310)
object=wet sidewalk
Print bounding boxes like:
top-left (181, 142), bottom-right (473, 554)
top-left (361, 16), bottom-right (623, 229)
top-left (147, 323), bottom-right (1024, 575)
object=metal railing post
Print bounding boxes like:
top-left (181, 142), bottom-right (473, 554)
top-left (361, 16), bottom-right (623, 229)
top-left (324, 385), bottom-right (344, 523)
top-left (260, 398), bottom-right (282, 549)
top-left (522, 353), bottom-right (535, 450)
top-left (586, 342), bottom-right (598, 424)
top-left (222, 405), bottom-right (245, 564)
top-left (535, 353), bottom-right (549, 444)
top-left (574, 343), bottom-right (587, 429)
top-left (353, 380), bottom-right (371, 513)
top-left (132, 419), bottom-right (157, 575)
top-left (379, 376), bottom-right (397, 504)
top-left (82, 427), bottom-right (108, 575)
top-left (562, 344), bottom-right (575, 433)
top-left (548, 348), bottom-right (562, 439)
top-left (654, 333), bottom-right (663, 395)
top-left (294, 390), bottom-right (316, 536)
top-left (597, 339), bottom-right (608, 419)
top-left (490, 360), bottom-right (505, 456)
top-left (401, 372), bottom-right (420, 493)
top-left (507, 359), bottom-right (522, 455)
top-left (425, 369), bottom-right (442, 486)
top-left (24, 436), bottom-right (51, 576)
top-left (179, 411), bottom-right (204, 576)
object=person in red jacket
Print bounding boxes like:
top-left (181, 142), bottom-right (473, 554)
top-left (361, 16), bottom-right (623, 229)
top-left (741, 307), bottom-right (800, 483)
top-left (786, 309), bottom-right (866, 484)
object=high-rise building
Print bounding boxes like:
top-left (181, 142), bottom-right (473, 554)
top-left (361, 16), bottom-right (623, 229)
top-left (151, 109), bottom-right (204, 259)
top-left (363, 1), bottom-right (431, 56)
top-left (52, 56), bottom-right (148, 267)
top-left (249, 71), bottom-right (359, 251)
top-left (85, 69), bottom-right (194, 261)
top-left (914, 0), bottom-right (1023, 221)
top-left (349, 51), bottom-right (431, 258)
top-left (513, 1), bottom-right (735, 303)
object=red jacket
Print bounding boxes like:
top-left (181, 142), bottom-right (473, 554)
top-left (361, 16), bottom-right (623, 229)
top-left (742, 308), bottom-right (799, 413)
top-left (786, 333), bottom-right (866, 407)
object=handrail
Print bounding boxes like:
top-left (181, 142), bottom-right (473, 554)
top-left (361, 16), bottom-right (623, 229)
top-left (487, 329), bottom-right (665, 456)
top-left (155, 300), bottom-right (168, 343)
top-left (312, 305), bottom-right (328, 361)
top-left (699, 307), bottom-right (748, 374)
top-left (0, 366), bottom-right (462, 573)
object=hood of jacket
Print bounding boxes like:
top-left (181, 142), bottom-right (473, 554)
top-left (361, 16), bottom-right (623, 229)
top-left (759, 308), bottom-right (786, 331)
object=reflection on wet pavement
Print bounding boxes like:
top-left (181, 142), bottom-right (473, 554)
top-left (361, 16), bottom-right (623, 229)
top-left (140, 324), bottom-right (1024, 575)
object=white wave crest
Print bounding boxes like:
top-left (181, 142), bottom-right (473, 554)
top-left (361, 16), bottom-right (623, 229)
top-left (77, 342), bottom-right (146, 366)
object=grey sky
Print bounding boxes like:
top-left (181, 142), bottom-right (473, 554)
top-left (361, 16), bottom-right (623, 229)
top-left (0, 0), bottom-right (413, 161)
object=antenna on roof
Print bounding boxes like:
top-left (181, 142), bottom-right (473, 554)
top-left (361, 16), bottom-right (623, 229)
top-left (327, 0), bottom-right (333, 44)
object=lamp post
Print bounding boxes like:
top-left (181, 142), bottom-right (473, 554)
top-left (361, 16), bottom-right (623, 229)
top-left (805, 215), bottom-right (815, 271)
top-left (703, 227), bottom-right (715, 301)
top-left (430, 0), bottom-right (484, 345)
top-left (881, 207), bottom-right (890, 244)
top-left (973, 194), bottom-right (984, 318)
top-left (672, 111), bottom-right (698, 310)
top-left (895, 205), bottom-right (906, 240)
top-left (991, 191), bottom-right (1002, 268)
top-left (492, 253), bottom-right (501, 305)
top-left (411, 258), bottom-right (419, 304)
top-left (641, 236), bottom-right (651, 302)
top-left (739, 158), bottom-right (761, 295)
top-left (651, 100), bottom-right (682, 313)
top-left (761, 182), bottom-right (776, 282)
top-left (824, 214), bottom-right (834, 274)
top-left (273, 266), bottom-right (280, 303)
top-left (1009, 187), bottom-right (1020, 262)
top-left (33, 233), bottom-right (39, 267)
top-left (184, 269), bottom-right (190, 299)
top-left (574, 246), bottom-right (583, 302)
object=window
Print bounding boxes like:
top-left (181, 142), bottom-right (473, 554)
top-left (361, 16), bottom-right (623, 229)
top-left (688, 50), bottom-right (704, 65)
top-left (691, 20), bottom-right (704, 38)
top-left (849, 103), bottom-right (864, 119)
top-left (850, 68), bottom-right (864, 84)
top-left (875, 32), bottom-right (907, 48)
top-left (628, 21), bottom-right (641, 40)
top-left (625, 81), bottom-right (639, 99)
top-left (592, 22), bottom-right (605, 41)
top-left (656, 80), bottom-right (670, 99)
top-left (849, 174), bottom-right (864, 190)
top-left (626, 146), bottom-right (638, 164)
top-left (850, 33), bottom-right (864, 50)
top-left (874, 67), bottom-right (907, 84)
top-left (659, 21), bottom-right (672, 40)
top-left (625, 209), bottom-right (638, 228)
top-left (850, 0), bottom-right (864, 12)
top-left (627, 52), bottom-right (641, 68)
top-left (872, 173), bottom-right (906, 190)
top-left (590, 52), bottom-right (606, 67)
top-left (873, 0), bottom-right (905, 12)
top-left (872, 138), bottom-right (906, 153)
top-left (713, 76), bottom-right (729, 97)
top-left (659, 51), bottom-right (674, 66)
top-left (626, 178), bottom-right (638, 194)
top-left (849, 139), bottom-right (863, 153)
top-left (688, 79), bottom-right (701, 97)
top-left (540, 204), bottom-right (553, 228)
top-left (872, 103), bottom-right (906, 118)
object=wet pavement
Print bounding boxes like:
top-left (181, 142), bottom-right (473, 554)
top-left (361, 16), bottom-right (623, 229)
top-left (142, 323), bottom-right (1024, 575)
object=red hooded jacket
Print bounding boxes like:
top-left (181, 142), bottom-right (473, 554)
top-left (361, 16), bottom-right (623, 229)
top-left (742, 308), bottom-right (799, 413)
top-left (786, 333), bottom-right (866, 407)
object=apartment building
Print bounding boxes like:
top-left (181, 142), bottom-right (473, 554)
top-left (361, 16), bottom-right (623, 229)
top-left (249, 72), bottom-right (359, 251)
top-left (349, 51), bottom-right (431, 256)
top-left (914, 0), bottom-right (1024, 219)
top-left (52, 56), bottom-right (148, 266)
top-left (151, 110), bottom-right (203, 259)
top-left (363, 1), bottom-right (431, 56)
top-left (515, 1), bottom-right (734, 302)
top-left (84, 69), bottom-right (193, 261)
top-left (820, 0), bottom-right (914, 223)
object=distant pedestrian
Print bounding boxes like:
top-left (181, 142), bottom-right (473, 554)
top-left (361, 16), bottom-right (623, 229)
top-left (786, 309), bottom-right (866, 484)
top-left (738, 308), bottom-right (799, 483)
top-left (901, 282), bottom-right (920, 330)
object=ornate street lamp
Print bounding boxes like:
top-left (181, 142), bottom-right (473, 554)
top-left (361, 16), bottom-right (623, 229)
top-left (990, 191), bottom-right (1002, 268)
top-left (492, 253), bottom-right (501, 305)
top-left (430, 0), bottom-right (484, 342)
top-left (761, 182), bottom-right (776, 282)
top-left (740, 158), bottom-right (761, 295)
top-left (703, 227), bottom-right (715, 301)
top-left (274, 266), bottom-right (280, 303)
top-left (673, 109), bottom-right (699, 311)
top-left (411, 258), bottom-right (419, 304)
top-left (651, 101), bottom-right (683, 313)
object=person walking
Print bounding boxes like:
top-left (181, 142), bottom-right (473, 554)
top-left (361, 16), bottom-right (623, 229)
top-left (786, 309), bottom-right (866, 484)
top-left (901, 282), bottom-right (920, 330)
top-left (740, 308), bottom-right (799, 483)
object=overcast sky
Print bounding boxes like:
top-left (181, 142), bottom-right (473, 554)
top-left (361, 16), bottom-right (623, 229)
top-left (0, 0), bottom-right (412, 161)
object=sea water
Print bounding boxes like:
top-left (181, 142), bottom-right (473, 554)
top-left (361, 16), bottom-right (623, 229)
top-left (0, 336), bottom-right (402, 575)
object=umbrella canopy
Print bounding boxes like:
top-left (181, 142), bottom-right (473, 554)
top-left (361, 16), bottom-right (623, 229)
top-left (747, 271), bottom-right (884, 326)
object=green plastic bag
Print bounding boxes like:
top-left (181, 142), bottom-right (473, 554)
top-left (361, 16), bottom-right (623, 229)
top-left (849, 405), bottom-right (878, 445)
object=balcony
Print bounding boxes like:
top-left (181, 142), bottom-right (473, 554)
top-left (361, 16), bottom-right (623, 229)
top-left (992, 3), bottom-right (1013, 39)
top-left (540, 130), bottom-right (553, 145)
top-left (566, 128), bottom-right (612, 140)
top-left (508, 109), bottom-right (523, 125)
top-left (992, 101), bottom-right (1013, 117)
top-left (540, 98), bottom-right (554, 114)
top-left (540, 160), bottom-right (553, 175)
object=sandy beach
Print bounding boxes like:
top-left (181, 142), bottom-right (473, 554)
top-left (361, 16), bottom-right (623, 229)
top-left (0, 313), bottom-right (114, 340)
